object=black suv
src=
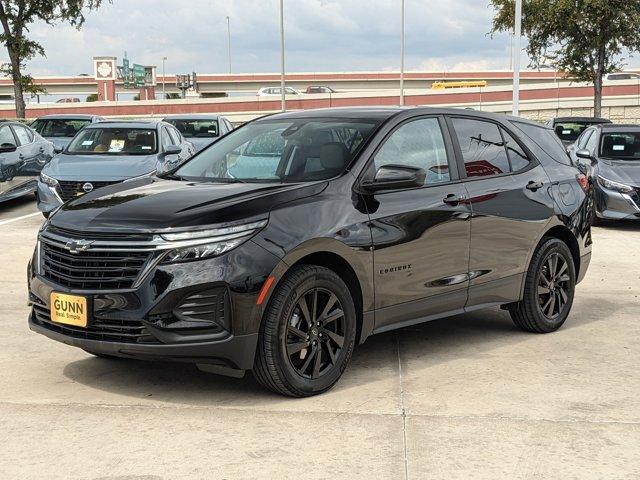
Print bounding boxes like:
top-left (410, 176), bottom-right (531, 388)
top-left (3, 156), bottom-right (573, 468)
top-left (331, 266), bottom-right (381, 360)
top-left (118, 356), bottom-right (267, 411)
top-left (28, 107), bottom-right (592, 397)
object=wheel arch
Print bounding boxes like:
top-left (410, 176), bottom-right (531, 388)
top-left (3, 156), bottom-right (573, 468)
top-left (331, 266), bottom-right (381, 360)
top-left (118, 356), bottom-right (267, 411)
top-left (259, 239), bottom-right (373, 344)
top-left (542, 225), bottom-right (581, 278)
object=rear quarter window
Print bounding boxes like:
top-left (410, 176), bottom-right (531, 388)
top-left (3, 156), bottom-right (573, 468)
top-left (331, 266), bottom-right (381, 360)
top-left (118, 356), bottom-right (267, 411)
top-left (512, 121), bottom-right (572, 166)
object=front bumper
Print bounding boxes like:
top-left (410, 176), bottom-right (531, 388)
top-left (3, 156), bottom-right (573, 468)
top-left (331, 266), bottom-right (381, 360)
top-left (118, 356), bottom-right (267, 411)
top-left (28, 239), bottom-right (280, 371)
top-left (28, 312), bottom-right (258, 370)
top-left (594, 184), bottom-right (640, 221)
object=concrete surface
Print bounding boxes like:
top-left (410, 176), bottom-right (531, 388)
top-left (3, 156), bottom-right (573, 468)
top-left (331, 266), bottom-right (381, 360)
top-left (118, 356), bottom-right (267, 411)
top-left (0, 207), bottom-right (639, 479)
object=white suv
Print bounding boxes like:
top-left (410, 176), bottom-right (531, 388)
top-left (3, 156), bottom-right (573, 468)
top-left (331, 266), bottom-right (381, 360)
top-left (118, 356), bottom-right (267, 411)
top-left (257, 86), bottom-right (302, 96)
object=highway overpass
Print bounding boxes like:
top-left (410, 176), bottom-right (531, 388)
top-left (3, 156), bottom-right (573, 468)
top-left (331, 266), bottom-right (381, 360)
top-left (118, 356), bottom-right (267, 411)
top-left (0, 70), bottom-right (570, 99)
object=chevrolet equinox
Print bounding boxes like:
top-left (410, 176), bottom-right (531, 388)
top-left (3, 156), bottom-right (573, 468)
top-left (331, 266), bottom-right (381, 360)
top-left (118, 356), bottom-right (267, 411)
top-left (28, 107), bottom-right (593, 397)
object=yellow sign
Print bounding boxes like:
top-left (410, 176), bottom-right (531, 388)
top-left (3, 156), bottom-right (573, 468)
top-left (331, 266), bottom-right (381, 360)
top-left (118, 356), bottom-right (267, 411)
top-left (50, 293), bottom-right (88, 327)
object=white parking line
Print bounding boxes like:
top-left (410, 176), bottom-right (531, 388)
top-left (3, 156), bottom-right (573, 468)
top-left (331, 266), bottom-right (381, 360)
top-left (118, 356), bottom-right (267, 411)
top-left (0, 212), bottom-right (42, 226)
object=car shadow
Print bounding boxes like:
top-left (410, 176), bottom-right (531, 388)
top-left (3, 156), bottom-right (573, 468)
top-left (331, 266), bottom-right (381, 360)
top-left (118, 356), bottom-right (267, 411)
top-left (62, 296), bottom-right (623, 405)
top-left (593, 220), bottom-right (640, 231)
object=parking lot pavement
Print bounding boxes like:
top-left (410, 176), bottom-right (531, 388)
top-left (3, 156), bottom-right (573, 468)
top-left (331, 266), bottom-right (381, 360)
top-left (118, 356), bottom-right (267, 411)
top-left (0, 216), bottom-right (639, 480)
top-left (0, 196), bottom-right (40, 223)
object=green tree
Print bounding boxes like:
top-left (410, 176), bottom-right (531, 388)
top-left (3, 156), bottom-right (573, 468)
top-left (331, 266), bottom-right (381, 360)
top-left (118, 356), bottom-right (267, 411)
top-left (85, 93), bottom-right (98, 102)
top-left (490, 0), bottom-right (640, 117)
top-left (0, 1), bottom-right (108, 119)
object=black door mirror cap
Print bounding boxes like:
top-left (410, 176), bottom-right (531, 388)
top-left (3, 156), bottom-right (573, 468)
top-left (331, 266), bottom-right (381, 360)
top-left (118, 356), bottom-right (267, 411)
top-left (362, 164), bottom-right (426, 192)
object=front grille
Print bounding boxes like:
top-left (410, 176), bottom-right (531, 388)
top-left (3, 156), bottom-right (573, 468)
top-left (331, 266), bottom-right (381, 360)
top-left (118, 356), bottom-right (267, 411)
top-left (56, 180), bottom-right (118, 202)
top-left (32, 301), bottom-right (158, 344)
top-left (41, 241), bottom-right (150, 290)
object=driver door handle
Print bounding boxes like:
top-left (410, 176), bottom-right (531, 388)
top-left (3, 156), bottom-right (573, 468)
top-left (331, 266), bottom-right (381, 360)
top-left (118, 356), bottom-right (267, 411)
top-left (443, 193), bottom-right (467, 205)
top-left (526, 180), bottom-right (544, 191)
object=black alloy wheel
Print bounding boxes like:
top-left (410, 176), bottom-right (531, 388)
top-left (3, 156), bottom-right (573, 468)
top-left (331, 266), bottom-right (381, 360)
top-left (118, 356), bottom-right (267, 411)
top-left (537, 252), bottom-right (571, 320)
top-left (253, 265), bottom-right (356, 397)
top-left (285, 287), bottom-right (346, 380)
top-left (509, 237), bottom-right (576, 333)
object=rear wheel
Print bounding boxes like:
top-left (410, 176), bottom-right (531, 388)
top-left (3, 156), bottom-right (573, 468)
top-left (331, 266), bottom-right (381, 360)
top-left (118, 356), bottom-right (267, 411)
top-left (253, 265), bottom-right (356, 397)
top-left (509, 237), bottom-right (576, 333)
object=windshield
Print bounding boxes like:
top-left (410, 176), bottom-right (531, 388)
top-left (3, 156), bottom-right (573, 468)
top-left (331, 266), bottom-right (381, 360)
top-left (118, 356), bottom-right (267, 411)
top-left (66, 128), bottom-right (158, 155)
top-left (175, 118), bottom-right (380, 182)
top-left (553, 122), bottom-right (594, 143)
top-left (165, 119), bottom-right (219, 138)
top-left (31, 118), bottom-right (91, 138)
top-left (600, 132), bottom-right (640, 160)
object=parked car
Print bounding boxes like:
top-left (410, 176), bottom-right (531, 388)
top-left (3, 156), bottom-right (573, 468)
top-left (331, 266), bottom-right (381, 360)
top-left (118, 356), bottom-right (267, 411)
top-left (546, 117), bottom-right (612, 147)
top-left (163, 114), bottom-right (233, 152)
top-left (36, 120), bottom-right (195, 215)
top-left (257, 86), bottom-right (301, 96)
top-left (28, 107), bottom-right (592, 397)
top-left (570, 123), bottom-right (640, 222)
top-left (55, 97), bottom-right (81, 103)
top-left (30, 114), bottom-right (104, 151)
top-left (607, 72), bottom-right (640, 81)
top-left (0, 120), bottom-right (55, 203)
top-left (306, 86), bottom-right (337, 94)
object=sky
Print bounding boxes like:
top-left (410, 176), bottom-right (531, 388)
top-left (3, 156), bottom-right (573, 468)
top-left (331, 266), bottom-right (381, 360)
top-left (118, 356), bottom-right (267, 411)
top-left (13, 0), bottom-right (639, 77)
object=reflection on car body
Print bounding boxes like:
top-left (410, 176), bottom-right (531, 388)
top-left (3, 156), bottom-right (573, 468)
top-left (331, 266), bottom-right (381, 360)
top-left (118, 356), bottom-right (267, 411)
top-left (0, 120), bottom-right (54, 203)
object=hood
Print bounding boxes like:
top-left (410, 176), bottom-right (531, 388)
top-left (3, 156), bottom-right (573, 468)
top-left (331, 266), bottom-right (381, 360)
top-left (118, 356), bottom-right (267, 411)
top-left (49, 176), bottom-right (327, 232)
top-left (598, 159), bottom-right (640, 187)
top-left (43, 153), bottom-right (159, 181)
top-left (187, 137), bottom-right (217, 152)
top-left (45, 137), bottom-right (73, 150)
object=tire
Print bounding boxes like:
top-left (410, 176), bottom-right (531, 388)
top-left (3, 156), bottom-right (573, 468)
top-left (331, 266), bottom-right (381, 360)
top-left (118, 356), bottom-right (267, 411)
top-left (509, 237), bottom-right (576, 333)
top-left (253, 265), bottom-right (357, 397)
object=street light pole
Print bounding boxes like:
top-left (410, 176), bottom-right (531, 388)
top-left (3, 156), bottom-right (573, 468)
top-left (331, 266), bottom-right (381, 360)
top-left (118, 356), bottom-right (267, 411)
top-left (279, 0), bottom-right (286, 112)
top-left (162, 56), bottom-right (167, 98)
top-left (226, 16), bottom-right (232, 74)
top-left (399, 0), bottom-right (405, 106)
top-left (512, 0), bottom-right (522, 116)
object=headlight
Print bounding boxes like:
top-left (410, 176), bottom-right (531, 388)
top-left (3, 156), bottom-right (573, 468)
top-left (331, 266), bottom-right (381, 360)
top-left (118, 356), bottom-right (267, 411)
top-left (597, 175), bottom-right (634, 193)
top-left (160, 219), bottom-right (267, 264)
top-left (40, 172), bottom-right (58, 187)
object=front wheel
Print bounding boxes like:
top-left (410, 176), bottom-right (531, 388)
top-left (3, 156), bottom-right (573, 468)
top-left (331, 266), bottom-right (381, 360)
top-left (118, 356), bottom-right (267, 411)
top-left (253, 265), bottom-right (357, 397)
top-left (509, 237), bottom-right (576, 333)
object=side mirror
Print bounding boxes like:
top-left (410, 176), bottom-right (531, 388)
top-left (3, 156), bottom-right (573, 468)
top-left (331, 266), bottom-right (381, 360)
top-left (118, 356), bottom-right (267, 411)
top-left (362, 165), bottom-right (426, 191)
top-left (576, 149), bottom-right (592, 160)
top-left (161, 145), bottom-right (182, 157)
top-left (54, 146), bottom-right (64, 154)
top-left (0, 143), bottom-right (17, 153)
top-left (576, 149), bottom-right (597, 165)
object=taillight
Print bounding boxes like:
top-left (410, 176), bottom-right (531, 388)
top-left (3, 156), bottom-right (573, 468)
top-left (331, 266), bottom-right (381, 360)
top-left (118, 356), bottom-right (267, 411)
top-left (576, 174), bottom-right (590, 193)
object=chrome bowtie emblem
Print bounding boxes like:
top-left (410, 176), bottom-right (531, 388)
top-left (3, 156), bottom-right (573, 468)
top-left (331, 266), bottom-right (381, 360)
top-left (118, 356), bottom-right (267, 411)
top-left (65, 239), bottom-right (94, 254)
top-left (82, 182), bottom-right (94, 193)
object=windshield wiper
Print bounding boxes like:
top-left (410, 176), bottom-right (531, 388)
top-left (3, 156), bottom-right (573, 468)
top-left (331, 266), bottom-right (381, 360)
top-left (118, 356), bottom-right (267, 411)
top-left (206, 177), bottom-right (248, 184)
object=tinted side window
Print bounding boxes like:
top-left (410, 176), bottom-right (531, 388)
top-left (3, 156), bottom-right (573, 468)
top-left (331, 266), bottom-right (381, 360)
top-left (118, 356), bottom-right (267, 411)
top-left (451, 118), bottom-right (510, 177)
top-left (161, 128), bottom-right (174, 149)
top-left (513, 122), bottom-right (572, 166)
top-left (0, 125), bottom-right (16, 146)
top-left (501, 128), bottom-right (531, 172)
top-left (13, 125), bottom-right (33, 145)
top-left (374, 118), bottom-right (451, 185)
top-left (585, 131), bottom-right (599, 153)
top-left (577, 130), bottom-right (593, 149)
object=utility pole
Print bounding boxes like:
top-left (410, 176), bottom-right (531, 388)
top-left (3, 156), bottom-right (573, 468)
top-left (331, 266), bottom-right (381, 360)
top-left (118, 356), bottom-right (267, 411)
top-left (162, 56), bottom-right (167, 98)
top-left (399, 0), bottom-right (405, 106)
top-left (279, 0), bottom-right (286, 111)
top-left (512, 0), bottom-right (522, 116)
top-left (226, 16), bottom-right (232, 74)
